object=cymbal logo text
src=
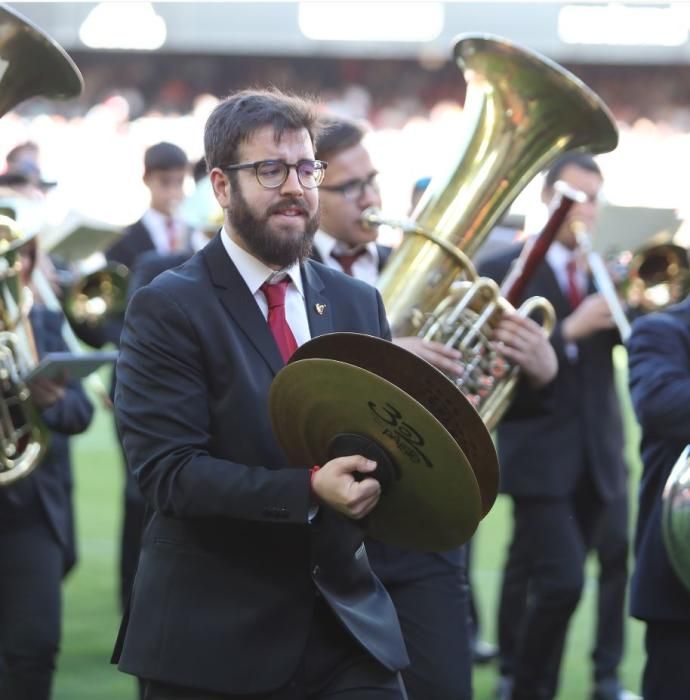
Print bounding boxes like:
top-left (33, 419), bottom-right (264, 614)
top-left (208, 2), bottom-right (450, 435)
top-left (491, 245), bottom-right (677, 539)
top-left (368, 400), bottom-right (433, 468)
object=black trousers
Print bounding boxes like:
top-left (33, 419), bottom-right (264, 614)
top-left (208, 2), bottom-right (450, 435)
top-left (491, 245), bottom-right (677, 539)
top-left (498, 491), bottom-right (629, 691)
top-left (0, 506), bottom-right (64, 700)
top-left (141, 595), bottom-right (405, 700)
top-left (642, 621), bottom-right (690, 700)
top-left (590, 493), bottom-right (629, 682)
top-left (387, 566), bottom-right (472, 700)
top-left (497, 478), bottom-right (606, 700)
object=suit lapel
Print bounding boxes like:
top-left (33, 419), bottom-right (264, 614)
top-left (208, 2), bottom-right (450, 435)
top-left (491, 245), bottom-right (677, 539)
top-left (202, 235), bottom-right (284, 375)
top-left (302, 260), bottom-right (333, 338)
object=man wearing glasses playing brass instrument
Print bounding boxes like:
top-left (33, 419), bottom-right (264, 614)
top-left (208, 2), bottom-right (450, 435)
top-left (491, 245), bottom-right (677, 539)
top-left (314, 115), bottom-right (558, 700)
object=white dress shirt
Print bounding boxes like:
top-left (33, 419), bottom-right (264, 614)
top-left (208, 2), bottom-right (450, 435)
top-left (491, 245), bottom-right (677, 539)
top-left (546, 241), bottom-right (587, 361)
top-left (546, 241), bottom-right (587, 300)
top-left (312, 230), bottom-right (380, 285)
top-left (141, 208), bottom-right (187, 254)
top-left (220, 228), bottom-right (312, 347)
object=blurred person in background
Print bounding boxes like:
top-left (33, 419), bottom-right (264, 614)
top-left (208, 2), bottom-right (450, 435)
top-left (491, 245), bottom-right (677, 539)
top-left (314, 115), bottom-right (557, 700)
top-left (125, 156), bottom-right (214, 311)
top-left (107, 141), bottom-right (192, 612)
top-left (627, 294), bottom-right (690, 699)
top-left (112, 88), bottom-right (409, 700)
top-left (1, 141), bottom-right (55, 199)
top-left (76, 141), bottom-right (192, 623)
top-left (0, 225), bottom-right (94, 700)
top-left (107, 141), bottom-right (191, 267)
top-left (478, 153), bottom-right (636, 700)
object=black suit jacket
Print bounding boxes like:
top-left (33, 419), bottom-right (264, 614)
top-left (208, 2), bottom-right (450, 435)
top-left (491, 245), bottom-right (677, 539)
top-left (127, 250), bottom-right (191, 301)
top-left (0, 307), bottom-right (93, 573)
top-left (478, 244), bottom-right (626, 501)
top-left (627, 298), bottom-right (690, 621)
top-left (112, 234), bottom-right (408, 694)
top-left (108, 218), bottom-right (156, 270)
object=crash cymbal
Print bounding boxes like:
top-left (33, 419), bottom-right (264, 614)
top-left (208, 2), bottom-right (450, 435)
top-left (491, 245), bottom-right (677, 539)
top-left (269, 358), bottom-right (482, 551)
top-left (290, 332), bottom-right (498, 516)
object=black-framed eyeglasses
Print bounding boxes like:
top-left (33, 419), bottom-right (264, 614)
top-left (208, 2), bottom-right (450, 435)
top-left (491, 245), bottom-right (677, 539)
top-left (319, 172), bottom-right (379, 201)
top-left (221, 159), bottom-right (327, 189)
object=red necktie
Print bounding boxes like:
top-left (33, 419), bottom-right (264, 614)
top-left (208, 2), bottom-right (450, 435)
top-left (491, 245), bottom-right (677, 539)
top-left (566, 258), bottom-right (584, 309)
top-left (261, 279), bottom-right (297, 363)
top-left (165, 218), bottom-right (177, 252)
top-left (331, 249), bottom-right (366, 276)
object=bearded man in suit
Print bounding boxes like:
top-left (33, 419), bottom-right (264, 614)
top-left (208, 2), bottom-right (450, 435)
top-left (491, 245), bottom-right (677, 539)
top-left (112, 88), bottom-right (409, 700)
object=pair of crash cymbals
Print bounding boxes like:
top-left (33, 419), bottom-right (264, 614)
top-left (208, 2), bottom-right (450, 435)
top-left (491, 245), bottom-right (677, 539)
top-left (269, 333), bottom-right (499, 552)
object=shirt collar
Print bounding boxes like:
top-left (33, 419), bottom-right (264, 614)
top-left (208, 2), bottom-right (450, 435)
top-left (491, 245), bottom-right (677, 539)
top-left (313, 229), bottom-right (379, 262)
top-left (546, 240), bottom-right (577, 272)
top-left (142, 207), bottom-right (170, 228)
top-left (220, 227), bottom-right (304, 297)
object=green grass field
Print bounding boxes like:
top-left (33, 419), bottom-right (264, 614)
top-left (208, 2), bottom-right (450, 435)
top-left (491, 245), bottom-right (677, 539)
top-left (53, 351), bottom-right (645, 699)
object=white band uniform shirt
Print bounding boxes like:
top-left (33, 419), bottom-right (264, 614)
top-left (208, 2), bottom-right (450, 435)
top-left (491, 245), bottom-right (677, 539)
top-left (141, 208), bottom-right (187, 254)
top-left (313, 229), bottom-right (380, 286)
top-left (220, 228), bottom-right (311, 347)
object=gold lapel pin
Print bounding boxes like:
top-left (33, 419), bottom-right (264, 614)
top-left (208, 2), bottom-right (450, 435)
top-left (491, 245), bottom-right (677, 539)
top-left (315, 303), bottom-right (326, 315)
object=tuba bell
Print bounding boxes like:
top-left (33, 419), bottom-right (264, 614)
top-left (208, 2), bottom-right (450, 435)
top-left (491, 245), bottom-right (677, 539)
top-left (375, 34), bottom-right (619, 429)
top-left (0, 4), bottom-right (83, 484)
top-left (662, 445), bottom-right (690, 592)
top-left (0, 4), bottom-right (83, 118)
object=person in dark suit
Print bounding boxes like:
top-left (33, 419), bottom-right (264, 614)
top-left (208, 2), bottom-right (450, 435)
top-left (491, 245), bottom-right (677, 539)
top-left (126, 250), bottom-right (191, 302)
top-left (112, 88), bottom-right (409, 700)
top-left (107, 141), bottom-right (191, 268)
top-left (0, 288), bottom-right (93, 699)
top-left (627, 296), bottom-right (690, 699)
top-left (88, 142), bottom-right (192, 616)
top-left (478, 153), bottom-right (634, 700)
top-left (312, 116), bottom-right (556, 700)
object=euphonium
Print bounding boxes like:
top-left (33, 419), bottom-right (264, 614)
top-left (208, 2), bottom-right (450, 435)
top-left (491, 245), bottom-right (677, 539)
top-left (374, 34), bottom-right (619, 429)
top-left (662, 445), bottom-right (690, 592)
top-left (0, 215), bottom-right (49, 484)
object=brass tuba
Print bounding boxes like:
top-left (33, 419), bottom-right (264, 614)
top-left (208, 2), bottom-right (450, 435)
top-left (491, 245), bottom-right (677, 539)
top-left (375, 34), bottom-right (619, 429)
top-left (662, 445), bottom-right (690, 592)
top-left (0, 4), bottom-right (83, 484)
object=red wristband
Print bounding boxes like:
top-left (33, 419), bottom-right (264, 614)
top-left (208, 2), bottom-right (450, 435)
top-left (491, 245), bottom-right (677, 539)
top-left (309, 465), bottom-right (320, 497)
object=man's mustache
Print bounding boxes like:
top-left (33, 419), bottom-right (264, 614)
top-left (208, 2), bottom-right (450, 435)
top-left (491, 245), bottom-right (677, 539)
top-left (266, 199), bottom-right (309, 217)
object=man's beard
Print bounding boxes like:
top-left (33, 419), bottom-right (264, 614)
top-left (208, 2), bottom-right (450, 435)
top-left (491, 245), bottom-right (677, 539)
top-left (229, 185), bottom-right (319, 269)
